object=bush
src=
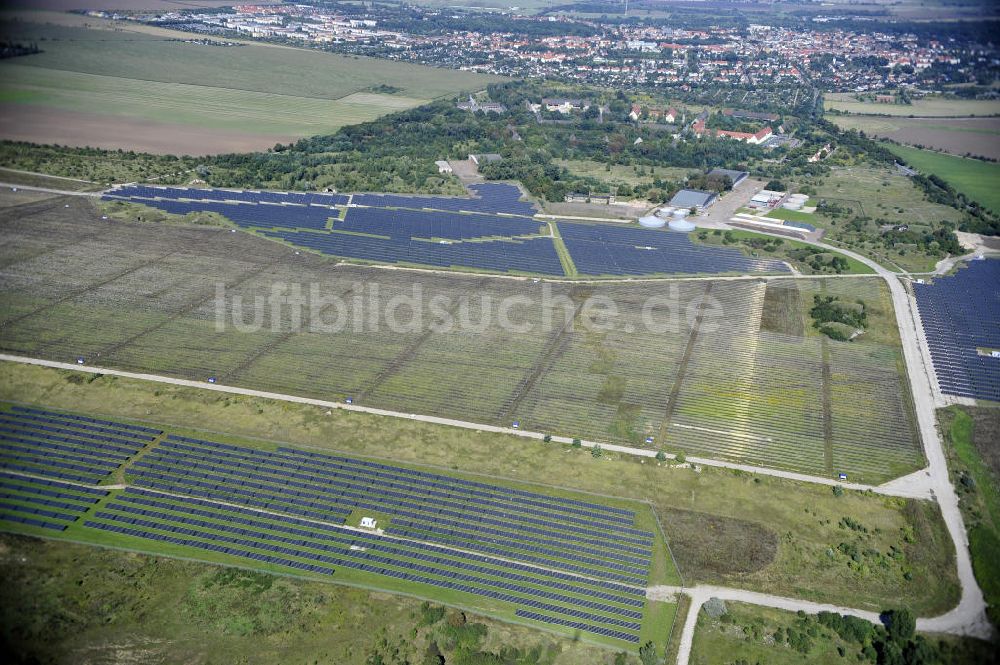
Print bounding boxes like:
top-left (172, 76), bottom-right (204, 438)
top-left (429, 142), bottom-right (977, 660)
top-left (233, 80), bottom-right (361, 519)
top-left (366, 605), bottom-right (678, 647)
top-left (543, 434), bottom-right (552, 443)
top-left (703, 597), bottom-right (728, 618)
top-left (571, 438), bottom-right (582, 448)
top-left (832, 485), bottom-right (845, 497)
top-left (675, 451), bottom-right (686, 464)
top-left (591, 444), bottom-right (602, 458)
top-left (655, 450), bottom-right (667, 462)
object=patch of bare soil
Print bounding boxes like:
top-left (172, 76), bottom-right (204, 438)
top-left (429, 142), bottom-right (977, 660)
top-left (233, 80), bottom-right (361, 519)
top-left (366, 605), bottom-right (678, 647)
top-left (0, 104), bottom-right (290, 156)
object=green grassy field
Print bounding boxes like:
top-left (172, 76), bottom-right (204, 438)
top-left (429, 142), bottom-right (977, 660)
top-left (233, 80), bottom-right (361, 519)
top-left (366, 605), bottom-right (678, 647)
top-left (939, 405), bottom-right (1000, 629)
top-left (825, 93), bottom-right (1000, 117)
top-left (884, 143), bottom-right (1000, 213)
top-left (555, 159), bottom-right (694, 188)
top-left (0, 198), bottom-right (923, 483)
top-left (0, 533), bottom-right (619, 665)
top-left (0, 20), bottom-right (499, 153)
top-left (0, 361), bottom-right (961, 615)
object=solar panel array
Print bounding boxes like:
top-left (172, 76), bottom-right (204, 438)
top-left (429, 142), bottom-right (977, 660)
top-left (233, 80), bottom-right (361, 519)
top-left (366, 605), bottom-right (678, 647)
top-left (913, 259), bottom-right (1000, 402)
top-left (337, 207), bottom-right (542, 240)
top-left (102, 183), bottom-right (793, 277)
top-left (0, 471), bottom-right (108, 531)
top-left (0, 406), bottom-right (160, 483)
top-left (257, 229), bottom-right (565, 275)
top-left (558, 223), bottom-right (789, 276)
top-left (102, 434), bottom-right (652, 641)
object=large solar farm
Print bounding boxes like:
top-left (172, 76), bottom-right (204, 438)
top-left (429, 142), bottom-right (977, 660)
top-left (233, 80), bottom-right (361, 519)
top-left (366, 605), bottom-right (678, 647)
top-left (0, 195), bottom-right (922, 483)
top-left (102, 184), bottom-right (787, 277)
top-left (914, 259), bottom-right (1000, 402)
top-left (0, 403), bottom-right (675, 648)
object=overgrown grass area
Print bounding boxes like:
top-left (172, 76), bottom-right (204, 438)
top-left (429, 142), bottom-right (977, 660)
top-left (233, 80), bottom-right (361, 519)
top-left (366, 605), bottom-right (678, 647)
top-left (789, 164), bottom-right (967, 272)
top-left (885, 143), bottom-right (1000, 213)
top-left (0, 533), bottom-right (618, 665)
top-left (689, 601), bottom-right (995, 665)
top-left (939, 405), bottom-right (1000, 629)
top-left (0, 361), bottom-right (961, 615)
top-left (693, 228), bottom-right (875, 275)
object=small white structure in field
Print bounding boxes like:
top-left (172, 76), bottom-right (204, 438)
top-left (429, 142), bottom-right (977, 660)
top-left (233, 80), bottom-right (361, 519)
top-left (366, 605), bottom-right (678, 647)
top-left (360, 516), bottom-right (378, 529)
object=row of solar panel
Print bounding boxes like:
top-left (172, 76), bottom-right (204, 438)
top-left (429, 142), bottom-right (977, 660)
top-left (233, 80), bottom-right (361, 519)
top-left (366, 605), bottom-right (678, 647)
top-left (0, 449), bottom-right (116, 477)
top-left (1, 513), bottom-right (67, 531)
top-left (558, 223), bottom-right (788, 277)
top-left (913, 260), bottom-right (1000, 402)
top-left (516, 609), bottom-right (638, 643)
top-left (0, 491), bottom-right (93, 512)
top-left (0, 500), bottom-right (81, 522)
top-left (0, 462), bottom-right (103, 484)
top-left (158, 439), bottom-right (640, 534)
top-left (105, 186), bottom-right (350, 208)
top-left (3, 415), bottom-right (156, 447)
top-left (0, 433), bottom-right (137, 466)
top-left (272, 443), bottom-right (636, 520)
top-left (11, 406), bottom-right (161, 435)
top-left (101, 501), bottom-right (640, 617)
top-left (133, 454), bottom-right (650, 567)
top-left (91, 505), bottom-right (641, 629)
top-left (0, 418), bottom-right (146, 453)
top-left (0, 472), bottom-right (109, 497)
top-left (130, 473), bottom-right (349, 523)
top-left (169, 435), bottom-right (634, 521)
top-left (119, 198), bottom-right (336, 231)
top-left (86, 521), bottom-right (334, 573)
top-left (128, 462), bottom-right (649, 580)
top-left (339, 207), bottom-right (541, 240)
top-left (258, 229), bottom-right (566, 276)
top-left (121, 488), bottom-right (642, 599)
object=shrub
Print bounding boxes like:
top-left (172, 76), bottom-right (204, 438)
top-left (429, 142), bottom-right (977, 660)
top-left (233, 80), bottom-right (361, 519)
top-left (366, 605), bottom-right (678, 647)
top-left (675, 451), bottom-right (686, 464)
top-left (832, 485), bottom-right (844, 497)
top-left (543, 434), bottom-right (552, 443)
top-left (571, 438), bottom-right (582, 448)
top-left (591, 444), bottom-right (603, 458)
top-left (703, 597), bottom-right (728, 618)
top-left (655, 450), bottom-right (667, 462)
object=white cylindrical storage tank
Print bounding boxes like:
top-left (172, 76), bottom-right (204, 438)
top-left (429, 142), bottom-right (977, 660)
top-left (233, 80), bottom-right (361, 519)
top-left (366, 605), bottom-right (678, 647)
top-left (655, 206), bottom-right (675, 218)
top-left (639, 215), bottom-right (666, 228)
top-left (672, 208), bottom-right (689, 219)
top-left (668, 218), bottom-right (696, 232)
top-left (782, 201), bottom-right (802, 210)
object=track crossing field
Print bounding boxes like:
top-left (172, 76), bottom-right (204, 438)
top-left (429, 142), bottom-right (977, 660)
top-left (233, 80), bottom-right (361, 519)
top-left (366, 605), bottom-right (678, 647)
top-left (0, 198), bottom-right (922, 483)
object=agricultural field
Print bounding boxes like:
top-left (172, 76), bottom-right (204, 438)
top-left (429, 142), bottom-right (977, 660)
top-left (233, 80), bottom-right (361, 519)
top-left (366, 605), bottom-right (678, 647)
top-left (830, 114), bottom-right (1000, 160)
top-left (0, 196), bottom-right (922, 483)
top-left (884, 143), bottom-right (1000, 214)
top-left (824, 92), bottom-right (1000, 117)
top-left (789, 164), bottom-right (967, 272)
top-left (0, 20), bottom-right (499, 154)
top-left (0, 360), bottom-right (962, 616)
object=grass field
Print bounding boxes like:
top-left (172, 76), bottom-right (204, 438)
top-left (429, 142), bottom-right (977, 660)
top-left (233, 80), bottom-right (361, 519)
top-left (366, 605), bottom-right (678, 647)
top-left (884, 143), bottom-right (1000, 214)
top-left (830, 114), bottom-right (1000, 160)
top-left (690, 602), bottom-right (994, 665)
top-left (0, 400), bottom-right (675, 653)
top-left (0, 361), bottom-right (962, 616)
top-left (790, 164), bottom-right (967, 272)
top-left (0, 533), bottom-right (617, 665)
top-left (555, 159), bottom-right (695, 188)
top-left (0, 20), bottom-right (499, 153)
top-left (0, 196), bottom-right (923, 483)
top-left (939, 405), bottom-right (1000, 629)
top-left (825, 93), bottom-right (1000, 117)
